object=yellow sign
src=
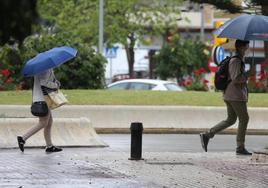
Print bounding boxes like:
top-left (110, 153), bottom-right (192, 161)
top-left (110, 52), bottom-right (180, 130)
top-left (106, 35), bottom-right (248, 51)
top-left (214, 21), bottom-right (228, 46)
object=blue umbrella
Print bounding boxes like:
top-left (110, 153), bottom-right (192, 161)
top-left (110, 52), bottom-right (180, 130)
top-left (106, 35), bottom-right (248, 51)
top-left (215, 14), bottom-right (268, 41)
top-left (21, 46), bottom-right (77, 77)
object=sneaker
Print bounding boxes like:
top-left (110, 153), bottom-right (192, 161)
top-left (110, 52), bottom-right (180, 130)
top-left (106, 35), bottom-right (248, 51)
top-left (17, 136), bottom-right (25, 152)
top-left (236, 146), bottom-right (252, 155)
top-left (200, 133), bottom-right (210, 152)
top-left (45, 146), bottom-right (62, 153)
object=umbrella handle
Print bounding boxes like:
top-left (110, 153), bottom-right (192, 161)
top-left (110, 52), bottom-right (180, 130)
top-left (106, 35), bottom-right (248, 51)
top-left (251, 40), bottom-right (255, 66)
top-left (248, 40), bottom-right (256, 77)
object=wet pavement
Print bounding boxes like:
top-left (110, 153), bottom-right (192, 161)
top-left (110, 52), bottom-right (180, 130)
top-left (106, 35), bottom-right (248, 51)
top-left (101, 134), bottom-right (268, 152)
top-left (1, 134), bottom-right (268, 187)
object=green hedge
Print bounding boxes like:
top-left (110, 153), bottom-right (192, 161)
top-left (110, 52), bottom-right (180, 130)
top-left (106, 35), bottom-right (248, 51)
top-left (0, 44), bottom-right (24, 90)
top-left (0, 32), bottom-right (107, 90)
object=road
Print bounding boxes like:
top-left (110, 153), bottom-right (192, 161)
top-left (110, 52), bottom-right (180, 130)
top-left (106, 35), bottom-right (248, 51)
top-left (100, 134), bottom-right (268, 153)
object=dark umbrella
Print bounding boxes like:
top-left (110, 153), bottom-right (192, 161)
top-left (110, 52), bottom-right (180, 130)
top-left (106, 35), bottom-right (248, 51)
top-left (215, 14), bottom-right (268, 66)
top-left (21, 46), bottom-right (77, 77)
top-left (215, 14), bottom-right (268, 41)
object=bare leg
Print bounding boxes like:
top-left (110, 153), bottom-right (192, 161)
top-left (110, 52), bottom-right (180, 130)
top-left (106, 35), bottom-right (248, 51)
top-left (22, 111), bottom-right (50, 141)
top-left (44, 112), bottom-right (53, 147)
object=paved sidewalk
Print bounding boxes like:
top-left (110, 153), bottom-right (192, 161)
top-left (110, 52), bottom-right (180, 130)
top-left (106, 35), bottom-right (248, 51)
top-left (1, 147), bottom-right (268, 187)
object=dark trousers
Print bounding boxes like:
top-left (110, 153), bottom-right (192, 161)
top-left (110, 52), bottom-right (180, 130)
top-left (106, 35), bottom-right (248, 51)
top-left (207, 100), bottom-right (249, 147)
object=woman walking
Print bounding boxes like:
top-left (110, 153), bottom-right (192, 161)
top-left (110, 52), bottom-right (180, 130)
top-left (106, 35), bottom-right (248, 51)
top-left (17, 69), bottom-right (62, 153)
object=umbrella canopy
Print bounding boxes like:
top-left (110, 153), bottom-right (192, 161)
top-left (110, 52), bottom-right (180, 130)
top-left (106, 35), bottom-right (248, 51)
top-left (215, 14), bottom-right (268, 41)
top-left (21, 46), bottom-right (77, 77)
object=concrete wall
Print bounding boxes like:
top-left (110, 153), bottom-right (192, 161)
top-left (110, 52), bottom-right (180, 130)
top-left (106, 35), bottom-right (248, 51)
top-left (0, 117), bottom-right (108, 148)
top-left (0, 105), bottom-right (268, 133)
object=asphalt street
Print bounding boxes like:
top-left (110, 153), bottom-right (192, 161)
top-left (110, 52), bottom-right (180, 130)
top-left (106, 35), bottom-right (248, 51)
top-left (100, 134), bottom-right (268, 153)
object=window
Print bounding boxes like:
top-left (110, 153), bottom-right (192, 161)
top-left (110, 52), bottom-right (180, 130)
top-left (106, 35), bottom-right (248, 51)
top-left (129, 82), bottom-right (156, 90)
top-left (108, 83), bottom-right (129, 90)
top-left (164, 83), bottom-right (183, 91)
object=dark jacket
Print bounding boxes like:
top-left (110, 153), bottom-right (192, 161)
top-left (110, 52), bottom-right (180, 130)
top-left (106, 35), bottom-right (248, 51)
top-left (223, 56), bottom-right (248, 102)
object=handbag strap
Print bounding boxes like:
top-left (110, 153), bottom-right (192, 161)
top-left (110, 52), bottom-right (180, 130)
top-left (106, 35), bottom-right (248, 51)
top-left (31, 77), bottom-right (34, 103)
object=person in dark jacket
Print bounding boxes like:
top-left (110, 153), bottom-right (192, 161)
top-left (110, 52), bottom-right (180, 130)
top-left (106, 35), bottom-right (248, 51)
top-left (200, 39), bottom-right (252, 155)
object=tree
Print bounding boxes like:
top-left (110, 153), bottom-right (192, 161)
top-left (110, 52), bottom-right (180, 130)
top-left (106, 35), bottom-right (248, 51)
top-left (37, 0), bottom-right (184, 78)
top-left (19, 0), bottom-right (107, 89)
top-left (104, 0), bottom-right (183, 78)
top-left (37, 0), bottom-right (98, 45)
top-left (189, 0), bottom-right (242, 13)
top-left (0, 0), bottom-right (38, 45)
top-left (154, 33), bottom-right (210, 83)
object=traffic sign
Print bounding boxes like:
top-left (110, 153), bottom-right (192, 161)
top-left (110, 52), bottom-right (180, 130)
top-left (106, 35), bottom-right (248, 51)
top-left (105, 46), bottom-right (118, 58)
top-left (212, 46), bottom-right (225, 65)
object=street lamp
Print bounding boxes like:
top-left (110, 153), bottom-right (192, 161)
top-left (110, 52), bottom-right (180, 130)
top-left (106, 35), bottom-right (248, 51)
top-left (98, 0), bottom-right (104, 54)
top-left (200, 4), bottom-right (204, 42)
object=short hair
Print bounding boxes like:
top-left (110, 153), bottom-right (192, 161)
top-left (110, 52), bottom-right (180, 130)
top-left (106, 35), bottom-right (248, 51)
top-left (235, 39), bottom-right (249, 49)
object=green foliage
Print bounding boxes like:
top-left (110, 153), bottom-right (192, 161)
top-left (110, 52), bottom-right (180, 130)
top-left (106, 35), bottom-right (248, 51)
top-left (20, 31), bottom-right (107, 89)
top-left (0, 44), bottom-right (25, 90)
top-left (248, 82), bottom-right (267, 93)
top-left (154, 34), bottom-right (210, 82)
top-left (104, 0), bottom-right (182, 45)
top-left (185, 81), bottom-right (207, 91)
top-left (184, 68), bottom-right (208, 91)
top-left (247, 74), bottom-right (267, 93)
top-left (37, 0), bottom-right (98, 44)
top-left (0, 0), bottom-right (107, 90)
top-left (190, 0), bottom-right (268, 14)
top-left (189, 0), bottom-right (242, 13)
top-left (243, 1), bottom-right (268, 14)
top-left (104, 0), bottom-right (183, 76)
top-left (56, 46), bottom-right (107, 89)
top-left (37, 0), bottom-right (184, 77)
top-left (0, 0), bottom-right (38, 45)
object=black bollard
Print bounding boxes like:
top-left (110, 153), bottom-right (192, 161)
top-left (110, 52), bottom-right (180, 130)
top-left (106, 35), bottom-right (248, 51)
top-left (129, 122), bottom-right (144, 160)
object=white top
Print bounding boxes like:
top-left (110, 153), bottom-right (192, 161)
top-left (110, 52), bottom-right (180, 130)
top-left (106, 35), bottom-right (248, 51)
top-left (32, 75), bottom-right (44, 102)
top-left (32, 69), bottom-right (59, 102)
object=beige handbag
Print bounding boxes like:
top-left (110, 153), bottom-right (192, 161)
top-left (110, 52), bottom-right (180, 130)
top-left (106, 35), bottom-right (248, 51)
top-left (44, 90), bottom-right (68, 110)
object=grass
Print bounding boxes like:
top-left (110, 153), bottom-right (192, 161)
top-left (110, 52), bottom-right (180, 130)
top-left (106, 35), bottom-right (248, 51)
top-left (0, 90), bottom-right (268, 107)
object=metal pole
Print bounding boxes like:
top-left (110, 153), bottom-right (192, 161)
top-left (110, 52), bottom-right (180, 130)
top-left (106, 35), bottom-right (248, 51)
top-left (98, 0), bottom-right (104, 54)
top-left (200, 4), bottom-right (204, 42)
top-left (252, 40), bottom-right (255, 66)
top-left (252, 40), bottom-right (256, 78)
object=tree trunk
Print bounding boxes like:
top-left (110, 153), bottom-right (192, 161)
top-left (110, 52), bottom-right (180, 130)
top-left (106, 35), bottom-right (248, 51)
top-left (175, 70), bottom-right (182, 85)
top-left (148, 50), bottom-right (156, 79)
top-left (125, 33), bottom-right (135, 78)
